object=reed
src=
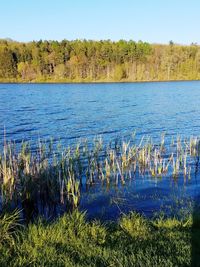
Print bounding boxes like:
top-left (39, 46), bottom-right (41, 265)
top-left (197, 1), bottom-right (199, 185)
top-left (0, 134), bottom-right (199, 219)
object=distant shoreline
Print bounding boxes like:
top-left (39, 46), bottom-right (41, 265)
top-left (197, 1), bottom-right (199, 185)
top-left (0, 78), bottom-right (200, 84)
top-left (1, 40), bottom-right (200, 85)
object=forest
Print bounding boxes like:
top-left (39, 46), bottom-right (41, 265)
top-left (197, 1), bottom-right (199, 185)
top-left (0, 39), bottom-right (200, 82)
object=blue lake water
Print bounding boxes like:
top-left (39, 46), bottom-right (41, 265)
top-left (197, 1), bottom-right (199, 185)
top-left (1, 81), bottom-right (200, 145)
top-left (1, 81), bottom-right (200, 220)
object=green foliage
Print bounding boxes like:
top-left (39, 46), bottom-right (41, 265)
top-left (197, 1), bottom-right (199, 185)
top-left (153, 216), bottom-right (192, 229)
top-left (120, 212), bottom-right (150, 240)
top-left (0, 210), bottom-right (197, 266)
top-left (0, 209), bottom-right (21, 247)
top-left (113, 65), bottom-right (127, 80)
top-left (88, 221), bottom-right (106, 245)
top-left (0, 47), bottom-right (17, 78)
top-left (1, 39), bottom-right (200, 82)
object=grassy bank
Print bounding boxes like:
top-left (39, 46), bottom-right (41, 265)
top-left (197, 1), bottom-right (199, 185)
top-left (0, 209), bottom-right (200, 267)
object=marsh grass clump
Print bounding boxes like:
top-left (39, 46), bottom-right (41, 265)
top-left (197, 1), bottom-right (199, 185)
top-left (152, 215), bottom-right (192, 229)
top-left (0, 134), bottom-right (200, 220)
top-left (0, 209), bottom-right (21, 247)
top-left (120, 212), bottom-right (150, 240)
top-left (88, 220), bottom-right (107, 245)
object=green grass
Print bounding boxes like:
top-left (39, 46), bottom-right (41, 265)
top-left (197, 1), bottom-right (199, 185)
top-left (0, 209), bottom-right (200, 267)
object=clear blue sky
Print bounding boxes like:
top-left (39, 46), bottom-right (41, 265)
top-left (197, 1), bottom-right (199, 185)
top-left (0, 0), bottom-right (199, 44)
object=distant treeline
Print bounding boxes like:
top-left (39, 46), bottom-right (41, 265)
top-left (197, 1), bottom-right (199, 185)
top-left (0, 39), bottom-right (200, 82)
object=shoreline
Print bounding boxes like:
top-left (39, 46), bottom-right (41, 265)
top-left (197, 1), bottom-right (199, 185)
top-left (0, 78), bottom-right (200, 84)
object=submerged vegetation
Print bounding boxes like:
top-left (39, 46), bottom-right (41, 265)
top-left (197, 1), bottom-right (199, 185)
top-left (0, 133), bottom-right (200, 220)
top-left (0, 39), bottom-right (200, 82)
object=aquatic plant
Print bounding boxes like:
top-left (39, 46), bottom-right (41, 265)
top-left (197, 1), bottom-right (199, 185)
top-left (0, 134), bottom-right (200, 219)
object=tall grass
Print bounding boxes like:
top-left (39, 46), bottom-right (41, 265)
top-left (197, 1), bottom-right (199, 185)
top-left (0, 209), bottom-right (21, 247)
